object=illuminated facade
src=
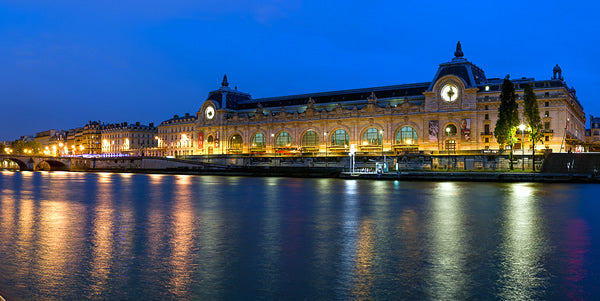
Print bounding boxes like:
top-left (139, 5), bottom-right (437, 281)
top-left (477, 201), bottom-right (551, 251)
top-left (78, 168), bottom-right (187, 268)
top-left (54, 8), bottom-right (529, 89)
top-left (191, 42), bottom-right (586, 156)
top-left (156, 113), bottom-right (197, 157)
top-left (101, 122), bottom-right (157, 155)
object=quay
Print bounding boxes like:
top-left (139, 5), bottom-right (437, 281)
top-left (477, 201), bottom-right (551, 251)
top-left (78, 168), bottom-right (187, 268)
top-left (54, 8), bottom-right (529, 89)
top-left (1, 153), bottom-right (600, 183)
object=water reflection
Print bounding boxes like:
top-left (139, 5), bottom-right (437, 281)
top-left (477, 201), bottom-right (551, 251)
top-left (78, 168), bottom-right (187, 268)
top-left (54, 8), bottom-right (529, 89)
top-left (168, 175), bottom-right (195, 297)
top-left (428, 182), bottom-right (468, 299)
top-left (0, 173), bottom-right (599, 299)
top-left (499, 183), bottom-right (548, 299)
top-left (89, 173), bottom-right (115, 298)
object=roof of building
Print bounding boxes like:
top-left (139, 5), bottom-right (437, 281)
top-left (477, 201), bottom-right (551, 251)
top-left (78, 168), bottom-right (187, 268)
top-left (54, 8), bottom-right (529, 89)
top-left (204, 42), bottom-right (581, 112)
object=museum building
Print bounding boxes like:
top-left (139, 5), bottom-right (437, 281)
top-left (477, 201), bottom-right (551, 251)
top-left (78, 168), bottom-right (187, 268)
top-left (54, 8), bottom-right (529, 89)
top-left (195, 42), bottom-right (586, 156)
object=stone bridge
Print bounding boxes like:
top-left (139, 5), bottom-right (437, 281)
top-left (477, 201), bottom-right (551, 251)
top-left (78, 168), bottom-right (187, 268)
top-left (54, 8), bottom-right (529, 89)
top-left (0, 155), bottom-right (227, 172)
top-left (0, 154), bottom-right (72, 171)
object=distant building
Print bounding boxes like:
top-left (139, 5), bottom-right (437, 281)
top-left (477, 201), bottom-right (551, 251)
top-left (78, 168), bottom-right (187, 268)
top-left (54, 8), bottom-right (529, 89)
top-left (193, 42), bottom-right (586, 156)
top-left (586, 115), bottom-right (600, 151)
top-left (101, 122), bottom-right (157, 156)
top-left (154, 113), bottom-right (197, 157)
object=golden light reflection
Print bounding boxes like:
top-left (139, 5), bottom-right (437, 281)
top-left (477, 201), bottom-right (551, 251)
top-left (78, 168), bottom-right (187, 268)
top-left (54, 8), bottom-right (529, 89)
top-left (15, 198), bottom-right (35, 282)
top-left (97, 172), bottom-right (114, 184)
top-left (149, 174), bottom-right (164, 185)
top-left (499, 183), bottom-right (547, 299)
top-left (37, 198), bottom-right (85, 296)
top-left (352, 220), bottom-right (375, 299)
top-left (169, 174), bottom-right (195, 297)
top-left (88, 177), bottom-right (114, 298)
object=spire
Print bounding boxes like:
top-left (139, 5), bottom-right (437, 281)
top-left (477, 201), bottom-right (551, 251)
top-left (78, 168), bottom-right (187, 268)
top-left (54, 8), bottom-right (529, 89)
top-left (454, 41), bottom-right (464, 58)
top-left (221, 74), bottom-right (229, 87)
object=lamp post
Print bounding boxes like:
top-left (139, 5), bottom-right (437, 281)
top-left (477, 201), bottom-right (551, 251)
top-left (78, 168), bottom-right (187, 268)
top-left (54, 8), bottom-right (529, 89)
top-left (518, 124), bottom-right (527, 171)
top-left (324, 131), bottom-right (328, 167)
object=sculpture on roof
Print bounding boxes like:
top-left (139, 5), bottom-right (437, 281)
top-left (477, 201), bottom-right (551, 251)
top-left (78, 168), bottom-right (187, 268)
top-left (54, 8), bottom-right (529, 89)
top-left (222, 74), bottom-right (229, 87)
top-left (552, 64), bottom-right (563, 80)
top-left (454, 41), bottom-right (464, 58)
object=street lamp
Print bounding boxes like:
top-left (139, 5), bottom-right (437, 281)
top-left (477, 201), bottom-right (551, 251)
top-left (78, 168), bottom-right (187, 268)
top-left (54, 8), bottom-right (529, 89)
top-left (518, 124), bottom-right (527, 171)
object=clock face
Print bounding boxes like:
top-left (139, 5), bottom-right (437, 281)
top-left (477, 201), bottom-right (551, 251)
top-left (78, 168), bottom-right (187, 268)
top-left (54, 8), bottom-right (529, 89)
top-left (441, 84), bottom-right (458, 102)
top-left (205, 106), bottom-right (215, 120)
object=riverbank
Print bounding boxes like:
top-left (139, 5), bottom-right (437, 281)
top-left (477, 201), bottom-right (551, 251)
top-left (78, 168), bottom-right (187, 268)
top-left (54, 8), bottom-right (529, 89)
top-left (340, 171), bottom-right (600, 183)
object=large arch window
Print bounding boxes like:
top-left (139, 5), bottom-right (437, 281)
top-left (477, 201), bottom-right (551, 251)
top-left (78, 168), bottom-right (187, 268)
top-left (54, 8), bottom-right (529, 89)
top-left (331, 129), bottom-right (349, 146)
top-left (396, 126), bottom-right (418, 144)
top-left (229, 134), bottom-right (242, 151)
top-left (362, 127), bottom-right (382, 146)
top-left (301, 130), bottom-right (319, 147)
top-left (251, 133), bottom-right (266, 149)
top-left (275, 132), bottom-right (291, 147)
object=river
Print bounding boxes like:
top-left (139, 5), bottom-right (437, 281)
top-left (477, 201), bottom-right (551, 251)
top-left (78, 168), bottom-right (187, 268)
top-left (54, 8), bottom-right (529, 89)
top-left (0, 171), bottom-right (599, 300)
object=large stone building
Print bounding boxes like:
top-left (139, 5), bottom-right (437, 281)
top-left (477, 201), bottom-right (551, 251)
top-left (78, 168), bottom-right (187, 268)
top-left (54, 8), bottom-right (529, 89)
top-left (101, 122), bottom-right (157, 156)
top-left (191, 42), bottom-right (585, 156)
top-left (154, 113), bottom-right (198, 157)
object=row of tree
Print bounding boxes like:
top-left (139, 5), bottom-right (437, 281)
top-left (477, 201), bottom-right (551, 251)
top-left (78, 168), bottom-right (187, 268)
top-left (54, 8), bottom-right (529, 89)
top-left (494, 76), bottom-right (543, 171)
top-left (0, 140), bottom-right (43, 155)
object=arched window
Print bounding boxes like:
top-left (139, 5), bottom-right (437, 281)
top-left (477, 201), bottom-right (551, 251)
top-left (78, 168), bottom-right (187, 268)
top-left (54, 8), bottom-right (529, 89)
top-left (229, 134), bottom-right (242, 151)
top-left (396, 126), bottom-right (418, 144)
top-left (275, 132), bottom-right (291, 147)
top-left (331, 129), bottom-right (349, 146)
top-left (207, 135), bottom-right (214, 143)
top-left (251, 133), bottom-right (266, 149)
top-left (302, 130), bottom-right (319, 147)
top-left (444, 124), bottom-right (457, 136)
top-left (362, 127), bottom-right (382, 146)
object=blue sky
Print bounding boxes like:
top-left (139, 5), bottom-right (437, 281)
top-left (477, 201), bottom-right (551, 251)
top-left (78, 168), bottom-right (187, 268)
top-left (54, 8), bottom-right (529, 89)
top-left (1, 0), bottom-right (599, 140)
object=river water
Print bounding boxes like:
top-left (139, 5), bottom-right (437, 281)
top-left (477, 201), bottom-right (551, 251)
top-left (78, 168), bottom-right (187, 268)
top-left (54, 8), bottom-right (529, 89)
top-left (0, 171), bottom-right (599, 300)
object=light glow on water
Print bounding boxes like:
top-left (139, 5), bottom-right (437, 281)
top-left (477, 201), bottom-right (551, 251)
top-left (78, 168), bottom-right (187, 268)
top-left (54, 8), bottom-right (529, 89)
top-left (0, 173), bottom-right (600, 300)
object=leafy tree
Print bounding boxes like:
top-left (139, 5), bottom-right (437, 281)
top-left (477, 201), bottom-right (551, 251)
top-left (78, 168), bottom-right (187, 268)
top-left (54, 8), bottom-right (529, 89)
top-left (494, 76), bottom-right (520, 170)
top-left (11, 140), bottom-right (25, 154)
top-left (523, 84), bottom-right (543, 171)
top-left (24, 141), bottom-right (42, 155)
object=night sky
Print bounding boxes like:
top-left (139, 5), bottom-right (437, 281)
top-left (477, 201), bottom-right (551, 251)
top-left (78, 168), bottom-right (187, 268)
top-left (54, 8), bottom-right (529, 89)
top-left (1, 0), bottom-right (599, 141)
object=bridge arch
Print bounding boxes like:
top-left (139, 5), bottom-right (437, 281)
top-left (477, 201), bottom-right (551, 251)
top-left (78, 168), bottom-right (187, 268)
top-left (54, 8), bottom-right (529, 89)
top-left (36, 160), bottom-right (68, 171)
top-left (2, 158), bottom-right (30, 171)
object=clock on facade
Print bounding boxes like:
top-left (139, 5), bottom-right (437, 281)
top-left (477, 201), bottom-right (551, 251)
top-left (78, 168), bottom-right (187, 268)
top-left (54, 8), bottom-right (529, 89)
top-left (441, 84), bottom-right (458, 102)
top-left (205, 106), bottom-right (215, 120)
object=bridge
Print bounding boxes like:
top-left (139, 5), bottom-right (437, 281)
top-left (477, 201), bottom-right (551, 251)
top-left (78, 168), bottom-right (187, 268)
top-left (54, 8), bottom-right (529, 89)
top-left (0, 155), bottom-right (228, 172)
top-left (0, 154), bottom-right (72, 171)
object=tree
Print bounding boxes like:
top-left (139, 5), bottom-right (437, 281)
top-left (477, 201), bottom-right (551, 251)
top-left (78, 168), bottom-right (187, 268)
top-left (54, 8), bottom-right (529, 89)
top-left (11, 140), bottom-right (25, 154)
top-left (24, 141), bottom-right (42, 155)
top-left (494, 76), bottom-right (520, 170)
top-left (0, 143), bottom-right (4, 154)
top-left (523, 84), bottom-right (543, 171)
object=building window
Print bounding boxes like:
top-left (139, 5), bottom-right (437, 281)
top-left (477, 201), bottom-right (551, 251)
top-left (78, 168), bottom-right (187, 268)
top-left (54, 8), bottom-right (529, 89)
top-left (301, 130), bottom-right (319, 147)
top-left (229, 134), bottom-right (242, 151)
top-left (485, 105), bottom-right (489, 110)
top-left (484, 124), bottom-right (490, 135)
top-left (485, 137), bottom-right (489, 143)
top-left (544, 122), bottom-right (550, 130)
top-left (275, 132), bottom-right (291, 147)
top-left (362, 128), bottom-right (382, 146)
top-left (545, 92), bottom-right (550, 97)
top-left (445, 140), bottom-right (456, 151)
top-left (251, 133), bottom-right (266, 149)
top-left (485, 114), bottom-right (489, 120)
top-left (544, 111), bottom-right (549, 117)
top-left (331, 129), bottom-right (349, 147)
top-left (545, 101), bottom-right (549, 107)
top-left (444, 124), bottom-right (457, 136)
top-left (396, 126), bottom-right (418, 145)
top-left (545, 136), bottom-right (550, 142)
